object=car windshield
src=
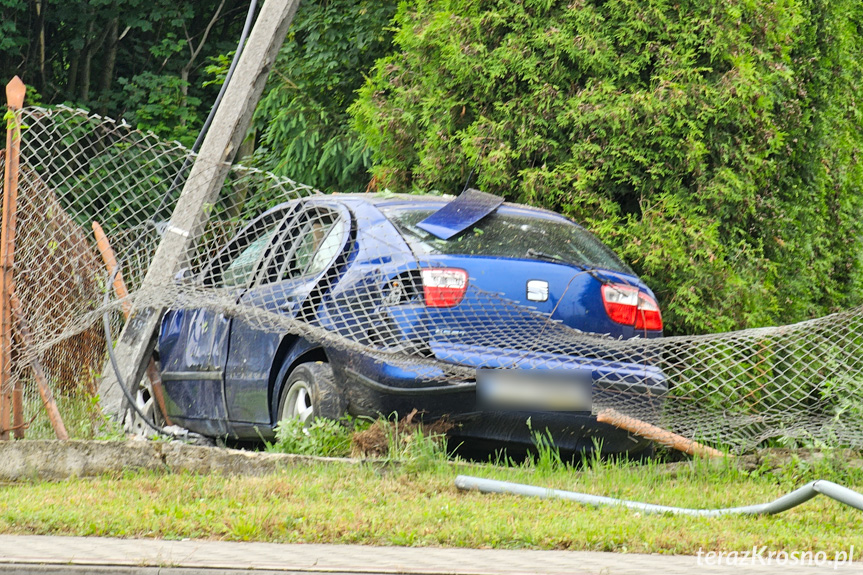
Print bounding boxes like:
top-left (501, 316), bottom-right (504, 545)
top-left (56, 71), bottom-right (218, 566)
top-left (383, 206), bottom-right (634, 274)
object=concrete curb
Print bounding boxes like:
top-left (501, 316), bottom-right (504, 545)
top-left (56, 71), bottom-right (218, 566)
top-left (0, 440), bottom-right (357, 481)
top-left (0, 566), bottom-right (314, 575)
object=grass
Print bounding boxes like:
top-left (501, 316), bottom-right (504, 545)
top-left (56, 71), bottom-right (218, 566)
top-left (267, 411), bottom-right (452, 472)
top-left (268, 417), bottom-right (361, 458)
top-left (1, 438), bottom-right (862, 554)
top-left (23, 384), bottom-right (124, 441)
top-left (9, 397), bottom-right (863, 555)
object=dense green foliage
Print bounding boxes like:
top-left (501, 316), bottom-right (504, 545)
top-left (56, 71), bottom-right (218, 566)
top-left (0, 1), bottom-right (249, 146)
top-left (251, 0), bottom-right (398, 191)
top-left (351, 0), bottom-right (863, 335)
top-left (6, 1), bottom-right (863, 336)
top-left (0, 1), bottom-right (398, 158)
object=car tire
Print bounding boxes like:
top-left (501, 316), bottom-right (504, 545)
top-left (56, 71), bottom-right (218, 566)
top-left (123, 375), bottom-right (164, 438)
top-left (277, 362), bottom-right (346, 426)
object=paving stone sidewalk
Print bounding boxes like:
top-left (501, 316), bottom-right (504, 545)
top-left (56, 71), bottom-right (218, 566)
top-left (2, 536), bottom-right (863, 574)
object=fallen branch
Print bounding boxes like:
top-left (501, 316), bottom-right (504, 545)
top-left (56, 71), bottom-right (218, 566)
top-left (92, 221), bottom-right (173, 426)
top-left (596, 408), bottom-right (728, 459)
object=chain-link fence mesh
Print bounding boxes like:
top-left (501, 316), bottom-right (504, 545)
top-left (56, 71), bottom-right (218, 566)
top-left (4, 105), bottom-right (863, 452)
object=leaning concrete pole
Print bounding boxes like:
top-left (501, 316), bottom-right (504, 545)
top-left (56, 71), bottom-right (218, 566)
top-left (98, 0), bottom-right (301, 418)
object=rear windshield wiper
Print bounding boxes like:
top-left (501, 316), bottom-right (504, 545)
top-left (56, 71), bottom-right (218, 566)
top-left (526, 248), bottom-right (577, 265)
top-left (526, 248), bottom-right (564, 262)
top-left (525, 249), bottom-right (610, 284)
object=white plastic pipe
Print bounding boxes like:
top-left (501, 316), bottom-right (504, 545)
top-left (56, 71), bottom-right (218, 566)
top-left (455, 475), bottom-right (863, 516)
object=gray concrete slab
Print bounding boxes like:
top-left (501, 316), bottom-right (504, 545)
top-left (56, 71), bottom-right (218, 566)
top-left (0, 440), bottom-right (358, 481)
top-left (0, 536), bottom-right (862, 575)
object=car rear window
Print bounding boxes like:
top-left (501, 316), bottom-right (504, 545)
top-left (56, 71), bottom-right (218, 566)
top-left (383, 206), bottom-right (634, 275)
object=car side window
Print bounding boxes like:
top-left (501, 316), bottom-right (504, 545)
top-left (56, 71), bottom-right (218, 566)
top-left (202, 208), bottom-right (291, 288)
top-left (221, 232), bottom-right (276, 288)
top-left (256, 206), bottom-right (347, 285)
top-left (305, 217), bottom-right (347, 277)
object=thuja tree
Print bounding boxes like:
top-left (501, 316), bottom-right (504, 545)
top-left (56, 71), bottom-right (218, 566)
top-left (350, 0), bottom-right (863, 335)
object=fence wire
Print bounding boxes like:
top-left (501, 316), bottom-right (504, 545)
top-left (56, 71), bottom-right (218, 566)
top-left (3, 105), bottom-right (863, 451)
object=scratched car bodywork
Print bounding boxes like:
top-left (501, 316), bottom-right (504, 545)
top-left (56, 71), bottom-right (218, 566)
top-left (156, 192), bottom-right (665, 454)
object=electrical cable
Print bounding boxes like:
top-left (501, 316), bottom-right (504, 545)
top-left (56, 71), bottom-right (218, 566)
top-left (154, 0), bottom-right (260, 217)
top-left (101, 0), bottom-right (260, 435)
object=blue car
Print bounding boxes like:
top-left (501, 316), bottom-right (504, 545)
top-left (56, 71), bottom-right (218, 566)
top-left (155, 190), bottom-right (666, 455)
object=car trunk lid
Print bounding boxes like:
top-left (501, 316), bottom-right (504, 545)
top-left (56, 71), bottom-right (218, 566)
top-left (420, 255), bottom-right (653, 339)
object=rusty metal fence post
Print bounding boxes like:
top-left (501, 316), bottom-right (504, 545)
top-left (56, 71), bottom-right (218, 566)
top-left (0, 76), bottom-right (25, 440)
top-left (10, 291), bottom-right (68, 439)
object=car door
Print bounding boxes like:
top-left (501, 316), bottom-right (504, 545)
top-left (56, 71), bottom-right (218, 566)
top-left (158, 206), bottom-right (295, 435)
top-left (223, 202), bottom-right (353, 426)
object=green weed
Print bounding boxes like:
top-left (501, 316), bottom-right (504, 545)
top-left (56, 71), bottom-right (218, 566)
top-left (268, 416), bottom-right (362, 458)
top-left (524, 418), bottom-right (565, 476)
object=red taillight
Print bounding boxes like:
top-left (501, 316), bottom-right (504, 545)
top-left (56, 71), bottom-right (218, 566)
top-left (601, 284), bottom-right (663, 332)
top-left (635, 291), bottom-right (663, 331)
top-left (601, 284), bottom-right (639, 325)
top-left (421, 268), bottom-right (468, 307)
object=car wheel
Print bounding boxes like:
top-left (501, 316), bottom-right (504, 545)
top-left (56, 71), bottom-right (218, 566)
top-left (123, 376), bottom-right (164, 437)
top-left (278, 362), bottom-right (346, 426)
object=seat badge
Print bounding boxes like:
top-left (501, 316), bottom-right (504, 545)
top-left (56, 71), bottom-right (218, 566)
top-left (527, 280), bottom-right (549, 302)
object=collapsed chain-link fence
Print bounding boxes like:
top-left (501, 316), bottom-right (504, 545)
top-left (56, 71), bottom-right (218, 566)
top-left (4, 105), bottom-right (863, 452)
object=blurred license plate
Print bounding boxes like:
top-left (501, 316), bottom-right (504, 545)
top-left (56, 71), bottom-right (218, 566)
top-left (476, 369), bottom-right (592, 412)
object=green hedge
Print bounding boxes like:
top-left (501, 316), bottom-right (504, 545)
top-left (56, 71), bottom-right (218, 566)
top-left (350, 0), bottom-right (863, 335)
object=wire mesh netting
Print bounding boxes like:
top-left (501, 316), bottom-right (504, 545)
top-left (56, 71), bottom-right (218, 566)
top-left (3, 105), bottom-right (863, 451)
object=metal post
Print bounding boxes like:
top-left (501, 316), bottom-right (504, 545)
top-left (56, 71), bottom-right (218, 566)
top-left (0, 77), bottom-right (25, 440)
top-left (10, 291), bottom-right (68, 439)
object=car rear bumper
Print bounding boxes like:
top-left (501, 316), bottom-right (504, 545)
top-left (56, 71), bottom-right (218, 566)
top-left (331, 347), bottom-right (665, 455)
top-left (448, 410), bottom-right (653, 456)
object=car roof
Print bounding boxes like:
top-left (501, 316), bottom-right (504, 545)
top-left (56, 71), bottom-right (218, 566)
top-left (318, 192), bottom-right (570, 222)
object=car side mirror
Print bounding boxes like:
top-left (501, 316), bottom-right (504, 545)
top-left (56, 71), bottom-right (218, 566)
top-left (173, 267), bottom-right (195, 285)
